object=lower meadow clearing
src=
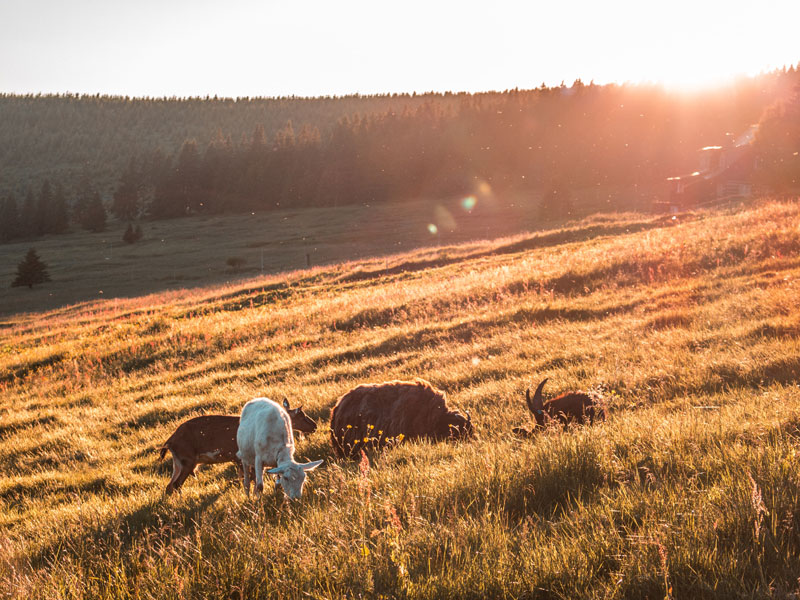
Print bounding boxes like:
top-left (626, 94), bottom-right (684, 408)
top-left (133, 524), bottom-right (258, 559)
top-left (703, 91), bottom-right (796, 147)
top-left (0, 185), bottom-right (650, 318)
top-left (1, 198), bottom-right (800, 599)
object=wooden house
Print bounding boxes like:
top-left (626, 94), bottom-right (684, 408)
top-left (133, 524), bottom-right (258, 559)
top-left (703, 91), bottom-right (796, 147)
top-left (661, 125), bottom-right (758, 212)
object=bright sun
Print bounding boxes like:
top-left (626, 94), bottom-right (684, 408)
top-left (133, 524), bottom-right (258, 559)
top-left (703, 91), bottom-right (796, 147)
top-left (643, 48), bottom-right (753, 92)
top-left (560, 1), bottom-right (798, 96)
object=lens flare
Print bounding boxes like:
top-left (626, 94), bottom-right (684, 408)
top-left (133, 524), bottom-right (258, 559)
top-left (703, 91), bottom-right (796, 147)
top-left (427, 224), bottom-right (438, 234)
top-left (434, 205), bottom-right (457, 231)
top-left (461, 195), bottom-right (477, 211)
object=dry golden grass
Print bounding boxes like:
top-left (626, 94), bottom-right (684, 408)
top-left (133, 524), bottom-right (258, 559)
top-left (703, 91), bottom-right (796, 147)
top-left (1, 198), bottom-right (800, 598)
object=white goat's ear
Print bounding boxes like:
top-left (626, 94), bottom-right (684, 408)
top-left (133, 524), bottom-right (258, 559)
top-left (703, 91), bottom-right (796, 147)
top-left (267, 465), bottom-right (288, 475)
top-left (300, 459), bottom-right (323, 472)
top-left (282, 397), bottom-right (290, 410)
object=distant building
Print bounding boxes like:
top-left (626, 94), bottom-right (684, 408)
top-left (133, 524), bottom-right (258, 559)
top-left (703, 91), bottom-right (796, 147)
top-left (659, 125), bottom-right (759, 212)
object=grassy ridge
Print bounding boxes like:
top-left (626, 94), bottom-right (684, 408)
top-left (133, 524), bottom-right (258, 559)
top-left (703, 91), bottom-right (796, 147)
top-left (1, 199), bottom-right (800, 598)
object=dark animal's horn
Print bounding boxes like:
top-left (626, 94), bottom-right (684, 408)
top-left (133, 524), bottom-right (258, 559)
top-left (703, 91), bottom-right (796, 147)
top-left (530, 379), bottom-right (547, 412)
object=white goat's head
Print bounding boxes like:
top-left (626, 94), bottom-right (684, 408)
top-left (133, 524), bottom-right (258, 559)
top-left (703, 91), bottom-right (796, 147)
top-left (267, 459), bottom-right (324, 500)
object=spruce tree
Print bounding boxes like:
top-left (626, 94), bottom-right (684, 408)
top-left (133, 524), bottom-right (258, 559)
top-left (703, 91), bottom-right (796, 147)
top-left (122, 223), bottom-right (143, 243)
top-left (34, 180), bottom-right (53, 235)
top-left (19, 189), bottom-right (37, 237)
top-left (82, 191), bottom-right (107, 232)
top-left (112, 158), bottom-right (141, 220)
top-left (175, 140), bottom-right (201, 213)
top-left (11, 248), bottom-right (51, 288)
top-left (0, 194), bottom-right (19, 242)
top-left (122, 223), bottom-right (135, 244)
top-left (47, 182), bottom-right (70, 234)
top-left (72, 173), bottom-right (95, 227)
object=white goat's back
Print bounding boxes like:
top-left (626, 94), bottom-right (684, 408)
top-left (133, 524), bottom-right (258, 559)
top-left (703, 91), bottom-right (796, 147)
top-left (236, 398), bottom-right (294, 468)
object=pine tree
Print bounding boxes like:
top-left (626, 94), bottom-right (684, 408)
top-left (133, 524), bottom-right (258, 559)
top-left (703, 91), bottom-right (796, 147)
top-left (175, 139), bottom-right (201, 213)
top-left (112, 158), bottom-right (141, 220)
top-left (149, 145), bottom-right (196, 219)
top-left (122, 222), bottom-right (143, 244)
top-left (122, 223), bottom-right (136, 243)
top-left (34, 180), bottom-right (53, 235)
top-left (250, 124), bottom-right (267, 151)
top-left (72, 173), bottom-right (95, 227)
top-left (20, 189), bottom-right (37, 237)
top-left (0, 194), bottom-right (19, 242)
top-left (47, 182), bottom-right (70, 234)
top-left (11, 248), bottom-right (51, 288)
top-left (81, 191), bottom-right (107, 232)
top-left (754, 87), bottom-right (800, 191)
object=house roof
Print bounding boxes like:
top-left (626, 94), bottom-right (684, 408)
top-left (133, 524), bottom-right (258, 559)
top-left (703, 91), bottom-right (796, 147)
top-left (667, 125), bottom-right (758, 183)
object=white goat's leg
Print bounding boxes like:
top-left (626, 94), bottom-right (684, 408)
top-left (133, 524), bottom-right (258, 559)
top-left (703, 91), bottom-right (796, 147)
top-left (242, 460), bottom-right (252, 497)
top-left (254, 456), bottom-right (264, 496)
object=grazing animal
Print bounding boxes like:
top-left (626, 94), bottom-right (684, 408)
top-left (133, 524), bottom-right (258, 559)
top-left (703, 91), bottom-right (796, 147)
top-left (158, 398), bottom-right (317, 494)
top-left (236, 398), bottom-right (323, 499)
top-left (512, 378), bottom-right (604, 437)
top-left (329, 378), bottom-right (473, 459)
top-left (281, 397), bottom-right (318, 437)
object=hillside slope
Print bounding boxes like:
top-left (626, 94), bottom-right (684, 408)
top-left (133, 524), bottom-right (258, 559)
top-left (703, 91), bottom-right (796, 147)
top-left (1, 198), bottom-right (800, 598)
top-left (0, 194), bottom-right (652, 318)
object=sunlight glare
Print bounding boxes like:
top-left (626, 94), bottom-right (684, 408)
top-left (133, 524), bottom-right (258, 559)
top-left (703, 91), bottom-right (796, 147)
top-left (434, 205), bottom-right (457, 232)
top-left (427, 224), bottom-right (438, 235)
top-left (461, 196), bottom-right (477, 212)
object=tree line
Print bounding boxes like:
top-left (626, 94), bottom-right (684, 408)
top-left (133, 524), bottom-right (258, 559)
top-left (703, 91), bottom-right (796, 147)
top-left (0, 92), bottom-right (463, 196)
top-left (2, 66), bottom-right (799, 243)
top-left (115, 68), bottom-right (800, 221)
top-left (0, 177), bottom-right (106, 242)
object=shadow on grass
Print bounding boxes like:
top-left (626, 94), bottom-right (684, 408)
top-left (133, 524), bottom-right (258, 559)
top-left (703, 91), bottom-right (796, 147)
top-left (426, 436), bottom-right (609, 524)
top-left (332, 289), bottom-right (641, 333)
top-left (0, 436), bottom-right (74, 472)
top-left (636, 354), bottom-right (800, 401)
top-left (108, 402), bottom-right (219, 440)
top-left (0, 414), bottom-right (58, 440)
top-left (0, 472), bottom-right (138, 507)
top-left (324, 302), bottom-right (638, 373)
top-left (27, 490), bottom-right (225, 571)
top-left (0, 352), bottom-right (66, 384)
top-left (338, 218), bottom-right (674, 285)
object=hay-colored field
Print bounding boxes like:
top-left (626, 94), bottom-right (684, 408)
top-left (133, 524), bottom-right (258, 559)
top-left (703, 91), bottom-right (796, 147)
top-left (1, 198), bottom-right (800, 599)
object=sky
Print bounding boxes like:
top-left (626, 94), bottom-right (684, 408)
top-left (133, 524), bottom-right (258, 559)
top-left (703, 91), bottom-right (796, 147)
top-left (1, 0), bottom-right (798, 98)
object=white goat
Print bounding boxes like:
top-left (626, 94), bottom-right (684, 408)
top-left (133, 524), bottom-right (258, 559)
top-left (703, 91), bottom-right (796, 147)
top-left (236, 398), bottom-right (323, 499)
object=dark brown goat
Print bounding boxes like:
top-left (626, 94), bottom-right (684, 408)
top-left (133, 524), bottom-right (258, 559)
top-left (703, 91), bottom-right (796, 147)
top-left (511, 378), bottom-right (604, 437)
top-left (330, 379), bottom-right (473, 459)
top-left (159, 398), bottom-right (317, 494)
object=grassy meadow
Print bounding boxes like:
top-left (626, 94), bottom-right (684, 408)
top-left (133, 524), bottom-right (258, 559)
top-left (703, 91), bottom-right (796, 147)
top-left (1, 198), bottom-right (800, 598)
top-left (0, 185), bottom-right (652, 318)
